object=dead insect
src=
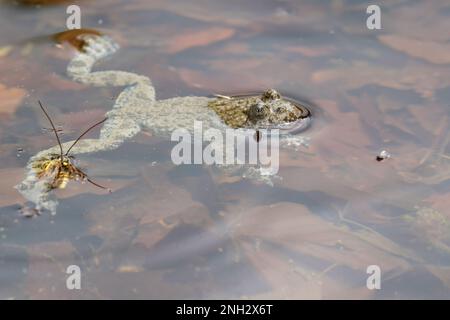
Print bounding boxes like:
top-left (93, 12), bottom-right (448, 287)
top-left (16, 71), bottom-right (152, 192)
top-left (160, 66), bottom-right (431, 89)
top-left (33, 101), bottom-right (110, 191)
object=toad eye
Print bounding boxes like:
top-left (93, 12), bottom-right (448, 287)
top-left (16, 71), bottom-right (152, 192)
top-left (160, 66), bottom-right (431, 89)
top-left (254, 102), bottom-right (266, 113)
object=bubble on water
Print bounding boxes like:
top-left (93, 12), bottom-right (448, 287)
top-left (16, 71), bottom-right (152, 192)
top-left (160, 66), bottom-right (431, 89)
top-left (376, 150), bottom-right (391, 162)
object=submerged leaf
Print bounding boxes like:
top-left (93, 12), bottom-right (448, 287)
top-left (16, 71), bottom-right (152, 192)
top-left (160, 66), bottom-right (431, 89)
top-left (0, 83), bottom-right (26, 116)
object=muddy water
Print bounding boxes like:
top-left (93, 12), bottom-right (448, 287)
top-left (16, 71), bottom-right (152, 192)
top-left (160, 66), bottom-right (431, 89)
top-left (0, 0), bottom-right (450, 299)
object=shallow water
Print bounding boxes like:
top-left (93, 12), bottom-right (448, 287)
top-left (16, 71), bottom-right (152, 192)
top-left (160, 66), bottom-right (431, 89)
top-left (0, 0), bottom-right (450, 299)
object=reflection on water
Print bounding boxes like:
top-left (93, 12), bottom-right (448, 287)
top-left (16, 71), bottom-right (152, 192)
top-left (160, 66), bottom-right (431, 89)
top-left (0, 0), bottom-right (450, 299)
